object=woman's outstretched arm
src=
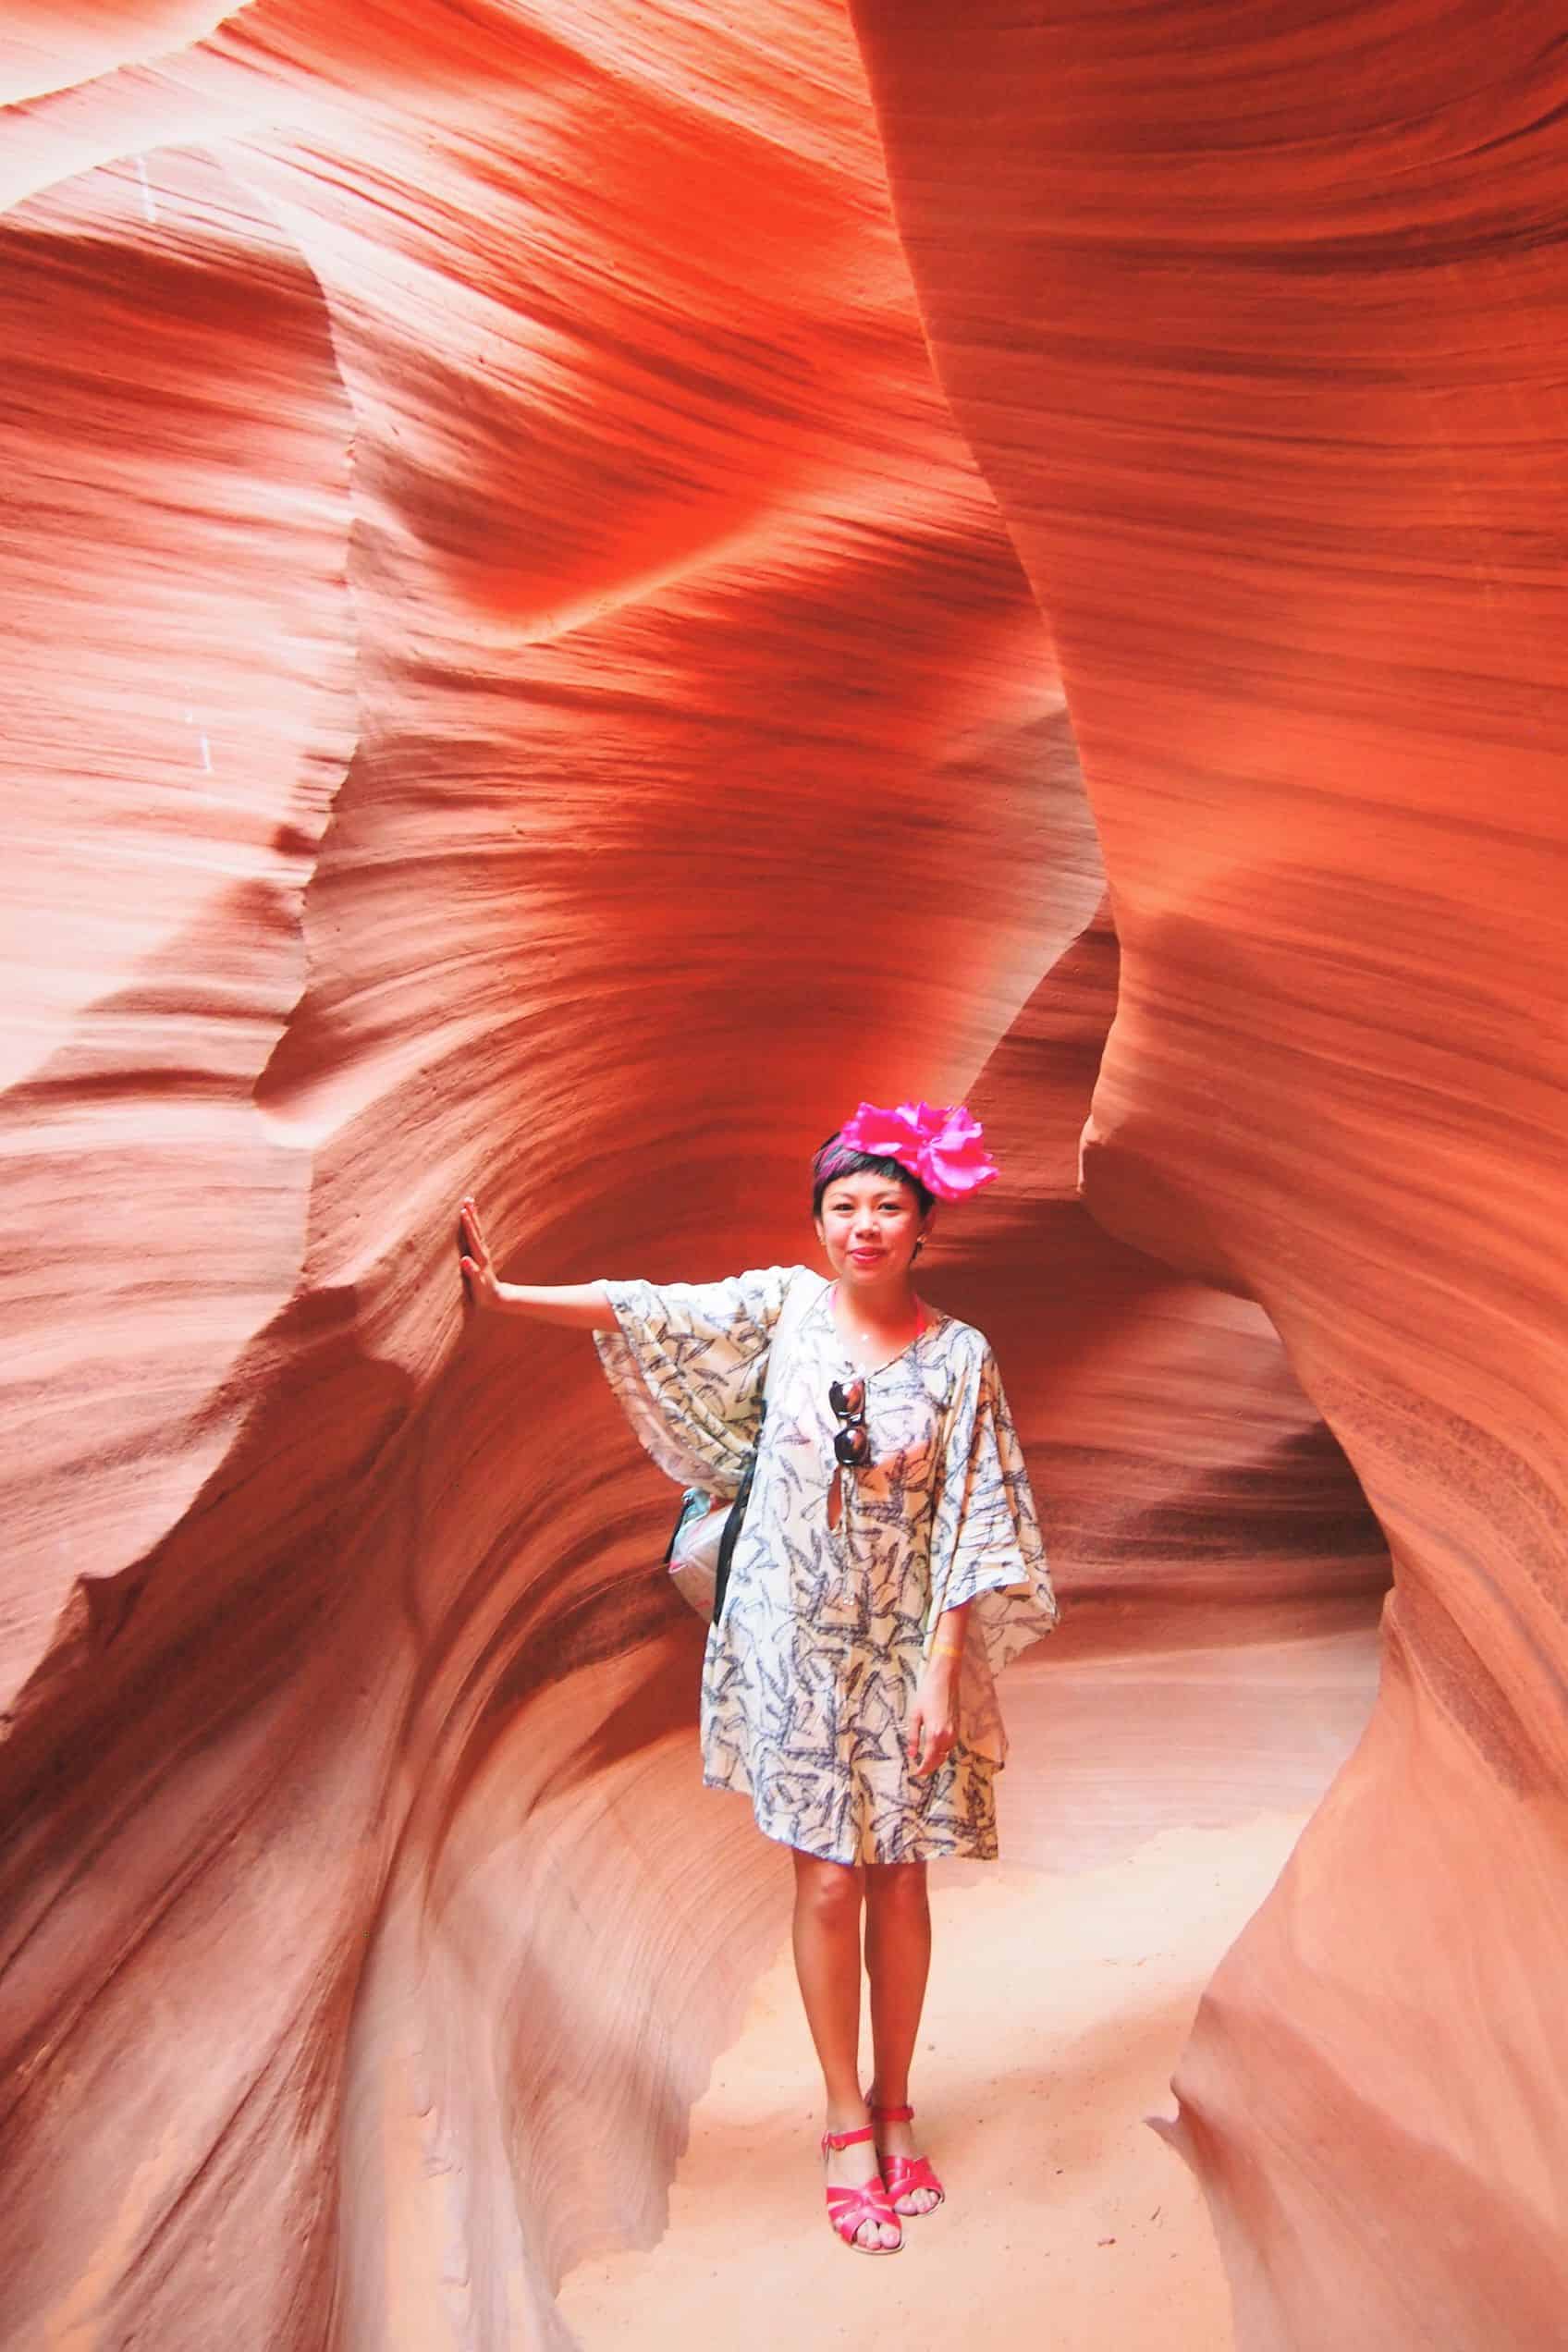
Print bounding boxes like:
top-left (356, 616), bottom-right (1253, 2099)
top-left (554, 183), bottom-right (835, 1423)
top-left (459, 1196), bottom-right (613, 1329)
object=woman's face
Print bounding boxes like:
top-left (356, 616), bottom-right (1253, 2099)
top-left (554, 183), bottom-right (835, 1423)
top-left (814, 1170), bottom-right (929, 1284)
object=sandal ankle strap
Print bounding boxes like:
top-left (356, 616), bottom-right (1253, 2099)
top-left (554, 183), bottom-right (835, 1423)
top-left (870, 2101), bottom-right (914, 2123)
top-left (822, 2123), bottom-right (876, 2151)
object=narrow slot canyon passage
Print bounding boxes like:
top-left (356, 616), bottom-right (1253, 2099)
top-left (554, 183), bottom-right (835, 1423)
top-left (4, 5), bottom-right (1566, 2349)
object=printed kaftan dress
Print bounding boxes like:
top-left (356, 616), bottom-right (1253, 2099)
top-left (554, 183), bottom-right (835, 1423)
top-left (595, 1265), bottom-right (1057, 1866)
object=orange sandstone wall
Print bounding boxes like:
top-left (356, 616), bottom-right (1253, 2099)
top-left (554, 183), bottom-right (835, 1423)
top-left (849, 3), bottom-right (1568, 2345)
top-left (3, 5), bottom-right (1387, 2346)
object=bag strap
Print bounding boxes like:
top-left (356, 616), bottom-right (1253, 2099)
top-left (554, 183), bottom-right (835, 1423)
top-left (712, 1270), bottom-right (818, 1621)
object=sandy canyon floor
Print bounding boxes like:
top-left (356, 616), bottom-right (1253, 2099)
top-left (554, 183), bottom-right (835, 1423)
top-left (561, 1635), bottom-right (1378, 2349)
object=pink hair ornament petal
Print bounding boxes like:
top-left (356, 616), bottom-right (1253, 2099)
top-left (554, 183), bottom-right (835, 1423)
top-left (839, 1098), bottom-right (999, 1202)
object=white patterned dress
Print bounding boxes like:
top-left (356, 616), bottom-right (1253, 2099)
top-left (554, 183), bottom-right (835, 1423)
top-left (595, 1265), bottom-right (1057, 1866)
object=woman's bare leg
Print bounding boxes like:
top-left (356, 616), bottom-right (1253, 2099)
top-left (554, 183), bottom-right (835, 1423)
top-left (790, 1848), bottom-right (898, 2249)
top-left (864, 1860), bottom-right (940, 2213)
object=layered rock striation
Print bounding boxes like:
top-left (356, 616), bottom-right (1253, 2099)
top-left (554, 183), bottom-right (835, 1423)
top-left (0, 4), bottom-right (1487, 2346)
top-left (851, 3), bottom-right (1568, 2344)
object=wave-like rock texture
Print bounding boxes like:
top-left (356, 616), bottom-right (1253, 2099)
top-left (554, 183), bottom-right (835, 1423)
top-left (3, 5), bottom-right (1390, 2346)
top-left (850, 4), bottom-right (1568, 2346)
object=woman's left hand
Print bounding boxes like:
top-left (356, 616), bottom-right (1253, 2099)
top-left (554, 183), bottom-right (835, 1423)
top-left (907, 1661), bottom-right (959, 1778)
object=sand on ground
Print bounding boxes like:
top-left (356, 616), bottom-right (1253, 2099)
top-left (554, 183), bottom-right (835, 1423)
top-left (558, 1815), bottom-right (1308, 2349)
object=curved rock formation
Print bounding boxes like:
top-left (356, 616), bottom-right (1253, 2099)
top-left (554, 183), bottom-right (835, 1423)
top-left (850, 3), bottom-right (1568, 2344)
top-left (1, 5), bottom-right (1402, 2346)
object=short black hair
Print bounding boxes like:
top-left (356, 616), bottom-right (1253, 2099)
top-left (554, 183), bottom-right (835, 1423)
top-left (811, 1133), bottom-right (934, 1219)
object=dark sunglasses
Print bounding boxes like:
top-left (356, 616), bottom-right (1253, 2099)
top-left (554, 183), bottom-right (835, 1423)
top-left (827, 1377), bottom-right (870, 1467)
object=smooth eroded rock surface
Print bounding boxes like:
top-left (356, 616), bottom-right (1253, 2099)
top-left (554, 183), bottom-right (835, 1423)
top-left (0, 5), bottom-right (1427, 2346)
top-left (851, 4), bottom-right (1568, 2344)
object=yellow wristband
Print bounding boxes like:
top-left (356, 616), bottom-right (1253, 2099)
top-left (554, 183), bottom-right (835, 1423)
top-left (933, 1639), bottom-right (965, 1661)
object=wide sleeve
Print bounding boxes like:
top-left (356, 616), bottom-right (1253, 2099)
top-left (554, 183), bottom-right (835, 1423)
top-left (926, 1340), bottom-right (1058, 1672)
top-left (594, 1264), bottom-right (801, 1497)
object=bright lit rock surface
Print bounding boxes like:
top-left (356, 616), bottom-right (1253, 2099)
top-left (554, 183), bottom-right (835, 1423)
top-left (6, 5), bottom-right (1554, 2346)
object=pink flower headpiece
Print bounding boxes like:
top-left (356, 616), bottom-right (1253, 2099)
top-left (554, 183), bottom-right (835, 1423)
top-left (838, 1098), bottom-right (998, 1202)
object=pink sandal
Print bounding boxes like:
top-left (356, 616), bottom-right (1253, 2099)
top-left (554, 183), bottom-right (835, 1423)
top-left (821, 2123), bottom-right (902, 2255)
top-left (869, 2101), bottom-right (946, 2217)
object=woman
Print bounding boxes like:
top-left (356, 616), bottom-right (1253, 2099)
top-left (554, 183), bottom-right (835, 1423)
top-left (459, 1098), bottom-right (1057, 2255)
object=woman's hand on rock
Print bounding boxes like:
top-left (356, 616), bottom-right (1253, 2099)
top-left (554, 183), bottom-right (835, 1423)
top-left (453, 1233), bottom-right (610, 1330)
top-left (459, 1196), bottom-right (503, 1310)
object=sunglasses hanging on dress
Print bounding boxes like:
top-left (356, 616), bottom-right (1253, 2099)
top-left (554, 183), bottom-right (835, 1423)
top-left (828, 1378), bottom-right (871, 1464)
top-left (827, 1377), bottom-right (870, 1531)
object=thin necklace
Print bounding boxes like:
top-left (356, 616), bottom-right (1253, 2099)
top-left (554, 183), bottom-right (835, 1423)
top-left (830, 1280), bottom-right (925, 1366)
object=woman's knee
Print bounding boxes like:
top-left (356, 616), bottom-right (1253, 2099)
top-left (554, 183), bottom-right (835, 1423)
top-left (864, 1859), bottom-right (929, 1915)
top-left (792, 1851), bottom-right (863, 1927)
